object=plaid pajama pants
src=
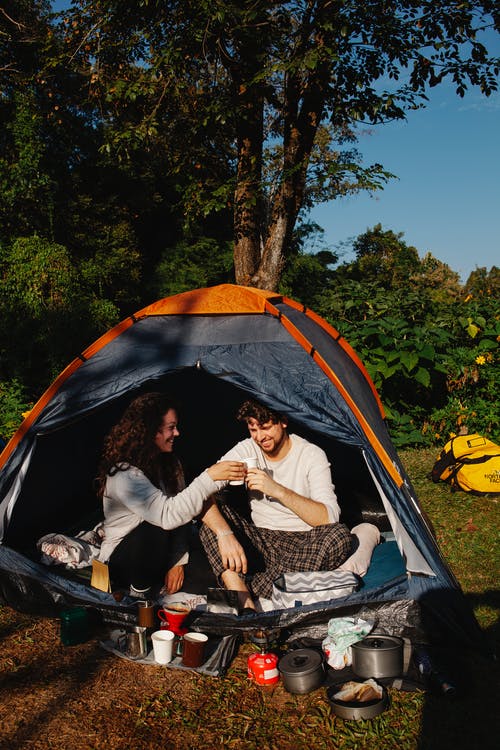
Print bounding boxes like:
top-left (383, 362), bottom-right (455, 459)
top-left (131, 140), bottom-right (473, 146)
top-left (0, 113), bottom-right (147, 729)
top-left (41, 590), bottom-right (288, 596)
top-left (199, 504), bottom-right (353, 600)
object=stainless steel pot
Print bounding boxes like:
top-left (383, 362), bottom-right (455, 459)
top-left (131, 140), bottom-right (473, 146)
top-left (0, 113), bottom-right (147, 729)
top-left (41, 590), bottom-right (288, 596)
top-left (351, 634), bottom-right (403, 679)
top-left (278, 649), bottom-right (325, 694)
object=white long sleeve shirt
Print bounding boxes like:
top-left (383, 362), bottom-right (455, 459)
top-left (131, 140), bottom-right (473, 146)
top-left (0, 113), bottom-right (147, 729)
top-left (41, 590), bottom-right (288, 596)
top-left (98, 464), bottom-right (218, 563)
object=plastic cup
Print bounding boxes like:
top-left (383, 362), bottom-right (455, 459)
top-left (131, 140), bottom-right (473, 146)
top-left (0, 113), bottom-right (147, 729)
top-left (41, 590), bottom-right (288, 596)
top-left (151, 629), bottom-right (175, 664)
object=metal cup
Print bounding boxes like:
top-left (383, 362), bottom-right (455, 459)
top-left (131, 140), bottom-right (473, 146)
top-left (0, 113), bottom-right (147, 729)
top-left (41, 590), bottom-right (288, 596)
top-left (125, 626), bottom-right (148, 658)
top-left (180, 632), bottom-right (208, 668)
top-left (137, 599), bottom-right (156, 628)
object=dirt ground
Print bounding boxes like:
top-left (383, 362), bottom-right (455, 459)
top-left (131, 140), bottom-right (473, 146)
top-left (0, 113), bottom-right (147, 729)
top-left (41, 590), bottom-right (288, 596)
top-left (2, 603), bottom-right (499, 750)
top-left (0, 610), bottom-right (211, 750)
top-left (0, 607), bottom-right (312, 750)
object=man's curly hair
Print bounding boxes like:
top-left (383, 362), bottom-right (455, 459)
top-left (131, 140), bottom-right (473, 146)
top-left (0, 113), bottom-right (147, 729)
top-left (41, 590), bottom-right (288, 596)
top-left (236, 399), bottom-right (287, 426)
top-left (96, 392), bottom-right (183, 498)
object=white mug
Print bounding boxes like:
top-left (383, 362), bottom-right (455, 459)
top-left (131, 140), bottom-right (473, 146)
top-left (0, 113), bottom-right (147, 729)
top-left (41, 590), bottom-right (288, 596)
top-left (229, 456), bottom-right (259, 485)
top-left (151, 629), bottom-right (175, 664)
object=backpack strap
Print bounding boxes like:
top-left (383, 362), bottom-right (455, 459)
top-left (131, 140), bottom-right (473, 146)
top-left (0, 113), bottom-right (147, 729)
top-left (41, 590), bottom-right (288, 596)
top-left (430, 438), bottom-right (457, 483)
top-left (458, 452), bottom-right (500, 465)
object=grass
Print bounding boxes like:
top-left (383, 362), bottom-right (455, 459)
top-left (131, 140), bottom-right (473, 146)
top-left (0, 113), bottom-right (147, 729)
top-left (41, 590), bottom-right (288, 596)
top-left (0, 447), bottom-right (498, 750)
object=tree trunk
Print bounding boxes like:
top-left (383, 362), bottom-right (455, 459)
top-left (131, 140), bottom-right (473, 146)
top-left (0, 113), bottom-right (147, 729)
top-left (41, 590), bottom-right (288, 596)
top-left (232, 67), bottom-right (264, 287)
top-left (232, 10), bottom-right (329, 292)
top-left (249, 72), bottom-right (326, 291)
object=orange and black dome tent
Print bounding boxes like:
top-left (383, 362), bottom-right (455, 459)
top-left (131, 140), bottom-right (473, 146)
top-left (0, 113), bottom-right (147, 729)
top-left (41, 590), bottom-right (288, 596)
top-left (0, 284), bottom-right (487, 655)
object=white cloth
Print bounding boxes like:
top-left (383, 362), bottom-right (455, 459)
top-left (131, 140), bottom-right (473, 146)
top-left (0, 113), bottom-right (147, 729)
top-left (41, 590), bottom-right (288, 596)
top-left (218, 434), bottom-right (340, 531)
top-left (322, 617), bottom-right (375, 670)
top-left (98, 465), bottom-right (218, 564)
top-left (38, 524), bottom-right (104, 568)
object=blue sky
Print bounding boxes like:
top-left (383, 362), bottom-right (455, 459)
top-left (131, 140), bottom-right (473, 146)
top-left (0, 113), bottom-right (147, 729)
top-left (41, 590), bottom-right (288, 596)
top-left (310, 74), bottom-right (500, 283)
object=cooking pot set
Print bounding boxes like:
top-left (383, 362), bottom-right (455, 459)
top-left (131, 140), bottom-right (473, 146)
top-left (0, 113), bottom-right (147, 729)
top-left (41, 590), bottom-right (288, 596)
top-left (351, 634), bottom-right (404, 679)
top-left (272, 632), bottom-right (404, 721)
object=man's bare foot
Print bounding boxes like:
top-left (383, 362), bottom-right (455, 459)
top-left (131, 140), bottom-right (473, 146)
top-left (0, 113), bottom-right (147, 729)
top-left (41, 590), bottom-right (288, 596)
top-left (221, 570), bottom-right (256, 611)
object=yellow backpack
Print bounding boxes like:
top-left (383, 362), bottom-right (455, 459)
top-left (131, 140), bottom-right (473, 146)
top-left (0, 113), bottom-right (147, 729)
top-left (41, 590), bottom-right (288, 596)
top-left (431, 433), bottom-right (500, 495)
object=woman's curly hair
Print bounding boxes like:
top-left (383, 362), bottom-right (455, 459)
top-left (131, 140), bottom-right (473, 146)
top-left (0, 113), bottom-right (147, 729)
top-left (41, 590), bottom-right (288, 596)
top-left (96, 392), bottom-right (183, 498)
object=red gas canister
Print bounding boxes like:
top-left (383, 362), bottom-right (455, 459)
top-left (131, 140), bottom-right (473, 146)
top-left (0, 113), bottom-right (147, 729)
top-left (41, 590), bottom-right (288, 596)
top-left (247, 652), bottom-right (280, 685)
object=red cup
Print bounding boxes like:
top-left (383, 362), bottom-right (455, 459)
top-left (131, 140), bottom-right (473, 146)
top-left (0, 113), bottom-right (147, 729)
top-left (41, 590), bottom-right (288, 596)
top-left (157, 604), bottom-right (190, 635)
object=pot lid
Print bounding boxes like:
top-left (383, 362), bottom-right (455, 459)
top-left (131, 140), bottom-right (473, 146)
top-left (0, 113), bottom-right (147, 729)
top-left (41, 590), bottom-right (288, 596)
top-left (352, 635), bottom-right (402, 652)
top-left (279, 649), bottom-right (323, 676)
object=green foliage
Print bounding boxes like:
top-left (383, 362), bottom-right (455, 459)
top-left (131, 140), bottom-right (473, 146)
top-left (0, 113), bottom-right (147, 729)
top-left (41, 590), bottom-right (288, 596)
top-left (0, 90), bottom-right (54, 238)
top-left (150, 237), bottom-right (234, 299)
top-left (2, 235), bottom-right (78, 317)
top-left (463, 265), bottom-right (500, 299)
top-left (87, 298), bottom-right (121, 333)
top-left (316, 282), bottom-right (451, 445)
top-left (0, 379), bottom-right (32, 440)
top-left (0, 235), bottom-right (125, 396)
top-left (0, 236), bottom-right (83, 388)
top-left (425, 304), bottom-right (500, 442)
top-left (339, 224), bottom-right (461, 302)
top-left (349, 225), bottom-right (421, 287)
top-left (278, 221), bottom-right (338, 308)
top-left (279, 252), bottom-right (336, 309)
top-left (57, 1), bottom-right (500, 289)
top-left (311, 227), bottom-right (499, 447)
top-left (78, 221), bottom-right (143, 309)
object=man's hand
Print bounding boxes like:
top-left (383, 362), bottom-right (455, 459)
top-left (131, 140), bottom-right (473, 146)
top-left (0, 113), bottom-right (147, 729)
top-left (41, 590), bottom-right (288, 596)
top-left (164, 564), bottom-right (185, 594)
top-left (200, 499), bottom-right (248, 573)
top-left (245, 467), bottom-right (280, 497)
top-left (217, 533), bottom-right (248, 574)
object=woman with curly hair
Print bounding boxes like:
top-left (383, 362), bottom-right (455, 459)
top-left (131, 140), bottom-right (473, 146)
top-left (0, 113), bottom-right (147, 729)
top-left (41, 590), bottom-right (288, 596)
top-left (96, 392), bottom-right (245, 597)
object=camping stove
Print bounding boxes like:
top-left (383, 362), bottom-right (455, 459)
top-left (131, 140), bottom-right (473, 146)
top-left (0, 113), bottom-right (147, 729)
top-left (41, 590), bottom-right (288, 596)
top-left (248, 627), bottom-right (281, 653)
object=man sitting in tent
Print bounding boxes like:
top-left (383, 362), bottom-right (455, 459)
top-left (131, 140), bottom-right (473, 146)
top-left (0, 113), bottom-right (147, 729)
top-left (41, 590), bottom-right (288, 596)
top-left (199, 399), bottom-right (355, 611)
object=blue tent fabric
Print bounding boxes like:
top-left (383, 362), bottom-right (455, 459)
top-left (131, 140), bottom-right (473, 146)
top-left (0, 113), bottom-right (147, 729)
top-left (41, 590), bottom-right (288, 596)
top-left (0, 284), bottom-right (489, 655)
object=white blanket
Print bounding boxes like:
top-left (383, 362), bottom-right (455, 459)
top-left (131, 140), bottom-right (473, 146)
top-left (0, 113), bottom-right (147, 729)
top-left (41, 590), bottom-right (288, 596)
top-left (37, 524), bottom-right (104, 569)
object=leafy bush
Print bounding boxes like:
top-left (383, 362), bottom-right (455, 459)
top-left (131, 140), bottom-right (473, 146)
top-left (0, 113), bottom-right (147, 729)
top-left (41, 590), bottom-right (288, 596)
top-left (0, 235), bottom-right (140, 395)
top-left (0, 379), bottom-right (32, 440)
top-left (150, 237), bottom-right (234, 298)
top-left (312, 265), bottom-right (499, 447)
top-left (425, 326), bottom-right (495, 443)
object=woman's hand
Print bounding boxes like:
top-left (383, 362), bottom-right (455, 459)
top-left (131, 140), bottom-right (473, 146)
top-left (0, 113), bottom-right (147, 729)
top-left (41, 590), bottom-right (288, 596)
top-left (164, 564), bottom-right (185, 594)
top-left (217, 532), bottom-right (248, 574)
top-left (207, 460), bottom-right (246, 483)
